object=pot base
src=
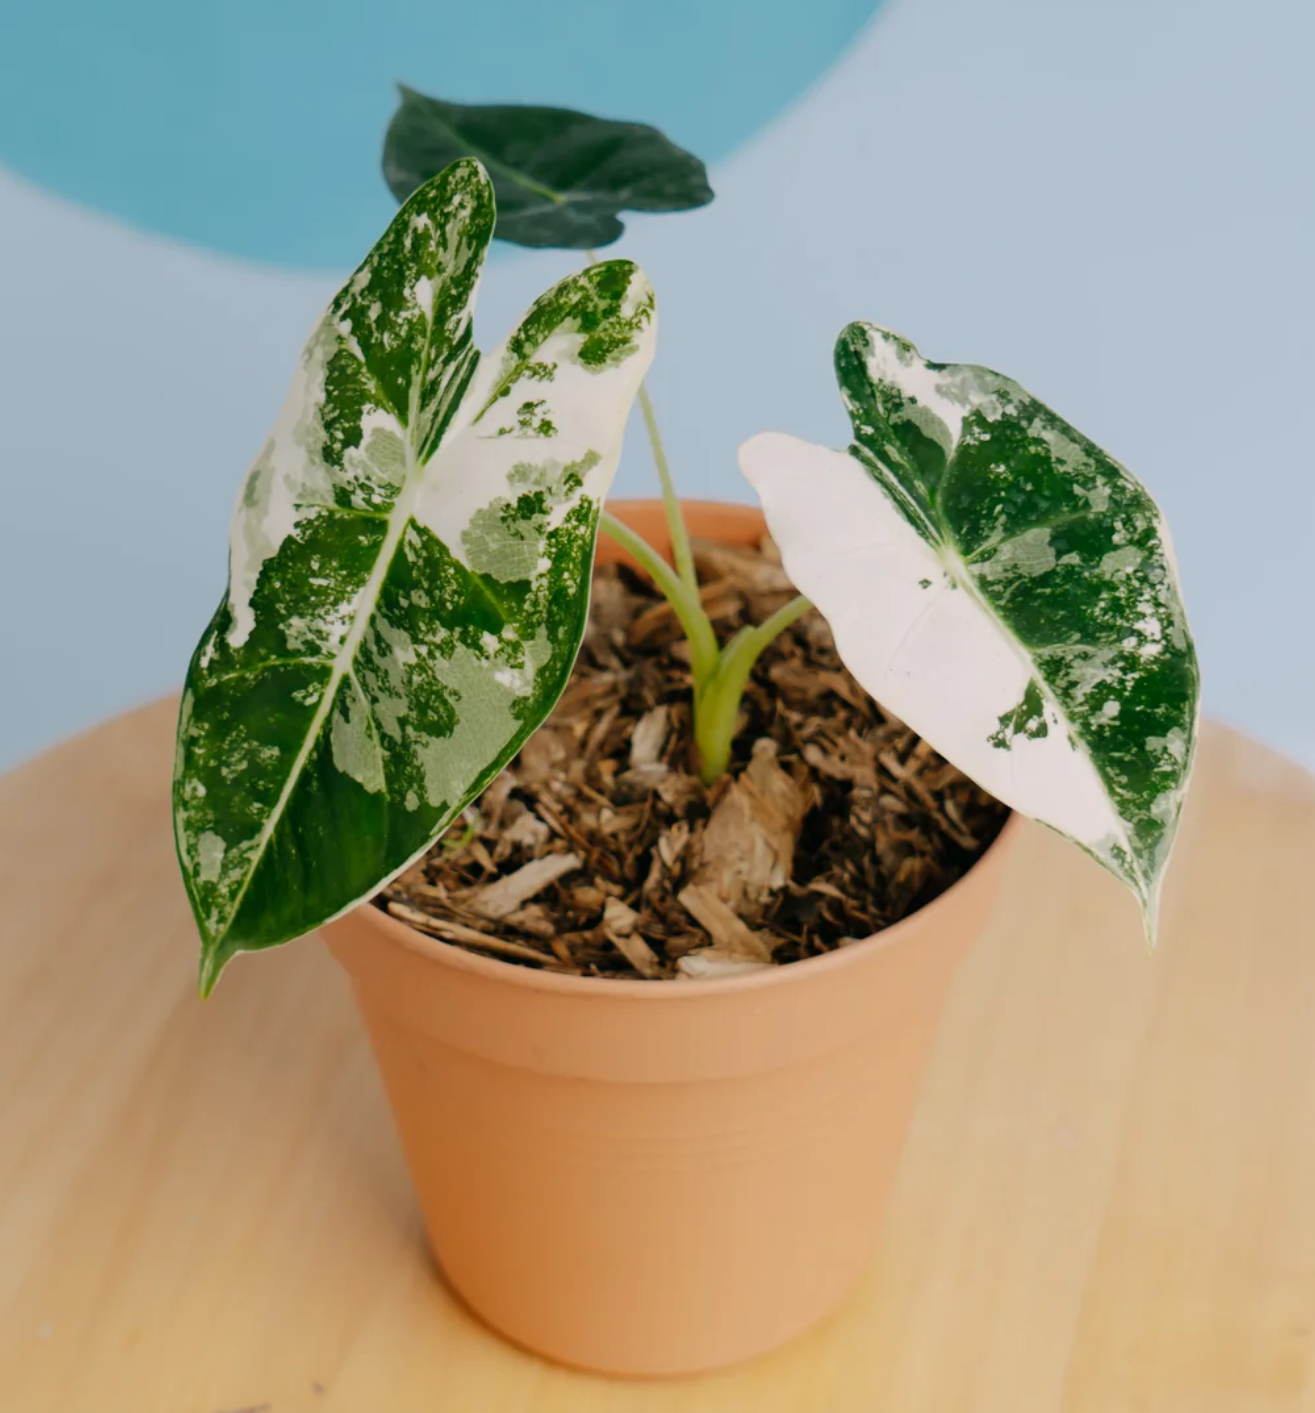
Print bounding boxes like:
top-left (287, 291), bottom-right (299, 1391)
top-left (345, 973), bottom-right (920, 1376)
top-left (453, 1255), bottom-right (870, 1380)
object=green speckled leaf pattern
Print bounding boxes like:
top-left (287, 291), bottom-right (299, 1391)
top-left (740, 323), bottom-right (1199, 936)
top-left (384, 86), bottom-right (714, 249)
top-left (174, 158), bottom-right (655, 990)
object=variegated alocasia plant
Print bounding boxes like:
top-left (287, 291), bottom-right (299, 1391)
top-left (739, 324), bottom-right (1200, 936)
top-left (177, 94), bottom-right (1197, 993)
top-left (174, 156), bottom-right (655, 992)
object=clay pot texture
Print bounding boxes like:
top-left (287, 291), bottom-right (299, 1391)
top-left (322, 501), bottom-right (1020, 1377)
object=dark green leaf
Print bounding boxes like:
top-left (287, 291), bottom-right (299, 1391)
top-left (383, 85), bottom-right (713, 248)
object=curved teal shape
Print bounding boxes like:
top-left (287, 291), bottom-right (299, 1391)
top-left (0, 0), bottom-right (881, 270)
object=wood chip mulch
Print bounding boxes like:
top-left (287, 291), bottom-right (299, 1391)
top-left (375, 532), bottom-right (1010, 979)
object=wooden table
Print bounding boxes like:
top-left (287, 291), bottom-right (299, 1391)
top-left (3, 702), bottom-right (1315, 1412)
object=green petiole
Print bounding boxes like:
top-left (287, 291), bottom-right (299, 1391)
top-left (637, 382), bottom-right (699, 599)
top-left (691, 593), bottom-right (813, 783)
top-left (588, 252), bottom-right (811, 787)
top-left (598, 510), bottom-right (720, 684)
top-left (597, 500), bottom-right (810, 787)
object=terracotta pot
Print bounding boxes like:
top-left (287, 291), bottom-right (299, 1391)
top-left (322, 500), bottom-right (1020, 1377)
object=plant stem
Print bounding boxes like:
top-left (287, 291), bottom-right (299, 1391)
top-left (584, 251), bottom-right (810, 785)
top-left (637, 383), bottom-right (699, 598)
top-left (743, 592), bottom-right (815, 656)
top-left (693, 595), bottom-right (813, 784)
top-left (598, 511), bottom-right (719, 683)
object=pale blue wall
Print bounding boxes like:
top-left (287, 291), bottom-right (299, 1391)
top-left (2, 0), bottom-right (1312, 773)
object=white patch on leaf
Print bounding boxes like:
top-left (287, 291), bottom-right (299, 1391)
top-left (863, 335), bottom-right (967, 443)
top-left (226, 321), bottom-right (340, 648)
top-left (1149, 727), bottom-right (1188, 765)
top-left (414, 637), bottom-right (539, 811)
top-left (330, 680), bottom-right (385, 794)
top-left (197, 831), bottom-right (227, 884)
top-left (975, 527), bottom-right (1057, 582)
top-left (413, 277), bottom-right (654, 566)
top-left (1100, 546), bottom-right (1143, 576)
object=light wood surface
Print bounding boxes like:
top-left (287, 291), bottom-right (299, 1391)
top-left (3, 702), bottom-right (1315, 1412)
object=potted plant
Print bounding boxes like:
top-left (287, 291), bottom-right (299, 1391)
top-left (174, 94), bottom-right (1199, 1377)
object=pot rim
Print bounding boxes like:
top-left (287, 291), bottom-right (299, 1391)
top-left (349, 809), bottom-right (1024, 1001)
top-left (339, 493), bottom-right (1023, 1002)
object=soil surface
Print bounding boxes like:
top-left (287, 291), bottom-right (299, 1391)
top-left (377, 532), bottom-right (1010, 979)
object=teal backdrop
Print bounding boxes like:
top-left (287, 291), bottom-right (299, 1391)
top-left (1, 0), bottom-right (1312, 775)
top-left (0, 0), bottom-right (878, 267)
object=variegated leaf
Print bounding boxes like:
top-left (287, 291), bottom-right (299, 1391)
top-left (174, 157), bottom-right (656, 991)
top-left (740, 323), bottom-right (1199, 935)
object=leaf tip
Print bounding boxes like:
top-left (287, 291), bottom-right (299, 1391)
top-left (1140, 883), bottom-right (1162, 955)
top-left (197, 946), bottom-right (228, 999)
top-left (835, 319), bottom-right (918, 366)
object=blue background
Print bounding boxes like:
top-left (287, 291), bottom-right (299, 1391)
top-left (0, 0), bottom-right (877, 268)
top-left (1, 0), bottom-right (1312, 774)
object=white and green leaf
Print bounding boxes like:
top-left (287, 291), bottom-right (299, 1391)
top-left (739, 323), bottom-right (1199, 935)
top-left (174, 157), bottom-right (656, 991)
